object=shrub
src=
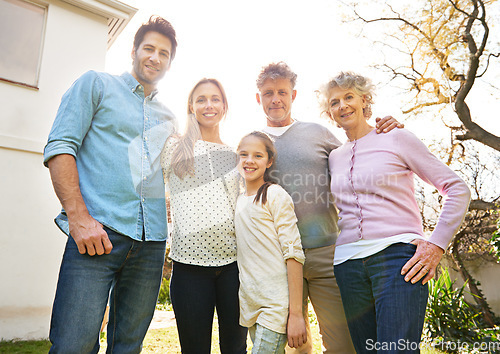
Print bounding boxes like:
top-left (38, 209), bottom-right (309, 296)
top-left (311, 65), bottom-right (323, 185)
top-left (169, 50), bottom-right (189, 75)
top-left (423, 267), bottom-right (499, 352)
top-left (157, 278), bottom-right (171, 306)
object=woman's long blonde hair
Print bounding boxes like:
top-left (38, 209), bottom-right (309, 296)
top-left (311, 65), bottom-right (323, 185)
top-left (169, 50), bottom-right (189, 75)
top-left (171, 78), bottom-right (228, 178)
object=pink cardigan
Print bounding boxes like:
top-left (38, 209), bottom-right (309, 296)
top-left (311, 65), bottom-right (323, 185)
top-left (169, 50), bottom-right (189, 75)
top-left (328, 129), bottom-right (470, 250)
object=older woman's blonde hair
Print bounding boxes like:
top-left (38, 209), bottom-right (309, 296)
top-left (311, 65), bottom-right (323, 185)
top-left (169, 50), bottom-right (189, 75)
top-left (317, 71), bottom-right (375, 120)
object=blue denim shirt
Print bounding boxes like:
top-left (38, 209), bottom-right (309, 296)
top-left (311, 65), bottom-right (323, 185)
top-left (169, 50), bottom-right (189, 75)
top-left (44, 71), bottom-right (177, 241)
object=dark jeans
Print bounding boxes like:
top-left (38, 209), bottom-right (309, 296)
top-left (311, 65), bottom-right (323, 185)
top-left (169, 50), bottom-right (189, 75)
top-left (334, 243), bottom-right (428, 354)
top-left (170, 261), bottom-right (247, 354)
top-left (49, 227), bottom-right (166, 353)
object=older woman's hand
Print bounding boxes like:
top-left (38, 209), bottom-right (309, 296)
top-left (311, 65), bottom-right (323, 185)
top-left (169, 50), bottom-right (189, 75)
top-left (375, 116), bottom-right (404, 133)
top-left (401, 239), bottom-right (444, 285)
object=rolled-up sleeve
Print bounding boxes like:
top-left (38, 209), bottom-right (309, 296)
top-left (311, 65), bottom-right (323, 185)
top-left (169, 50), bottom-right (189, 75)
top-left (268, 186), bottom-right (305, 264)
top-left (43, 71), bottom-right (102, 167)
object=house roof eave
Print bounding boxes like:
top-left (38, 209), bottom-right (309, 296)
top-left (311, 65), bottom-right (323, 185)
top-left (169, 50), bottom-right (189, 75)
top-left (59, 0), bottom-right (138, 49)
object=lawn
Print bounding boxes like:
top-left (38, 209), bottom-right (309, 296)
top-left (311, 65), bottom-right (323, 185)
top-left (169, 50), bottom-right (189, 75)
top-left (0, 310), bottom-right (319, 354)
top-left (0, 308), bottom-right (442, 353)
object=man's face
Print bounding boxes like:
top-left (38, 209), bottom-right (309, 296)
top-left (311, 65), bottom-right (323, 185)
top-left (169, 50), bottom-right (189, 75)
top-left (131, 31), bottom-right (172, 91)
top-left (256, 78), bottom-right (297, 127)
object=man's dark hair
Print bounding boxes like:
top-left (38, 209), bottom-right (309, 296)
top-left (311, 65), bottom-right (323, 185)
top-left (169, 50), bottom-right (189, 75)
top-left (133, 16), bottom-right (177, 61)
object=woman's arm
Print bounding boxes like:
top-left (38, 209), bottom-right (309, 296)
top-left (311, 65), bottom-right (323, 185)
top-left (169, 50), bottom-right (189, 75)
top-left (286, 259), bottom-right (307, 348)
top-left (396, 129), bottom-right (471, 284)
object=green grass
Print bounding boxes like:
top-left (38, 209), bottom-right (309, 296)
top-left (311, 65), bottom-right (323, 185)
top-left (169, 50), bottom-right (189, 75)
top-left (0, 331), bottom-right (442, 354)
top-left (0, 340), bottom-right (51, 353)
top-left (97, 308), bottom-right (323, 353)
top-left (0, 308), bottom-right (442, 353)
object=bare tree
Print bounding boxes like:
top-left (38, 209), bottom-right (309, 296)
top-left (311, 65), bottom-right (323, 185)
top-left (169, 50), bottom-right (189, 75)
top-left (346, 0), bottom-right (499, 151)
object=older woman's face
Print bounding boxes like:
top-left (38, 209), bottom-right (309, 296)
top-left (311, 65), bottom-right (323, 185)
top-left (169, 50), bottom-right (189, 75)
top-left (327, 86), bottom-right (367, 131)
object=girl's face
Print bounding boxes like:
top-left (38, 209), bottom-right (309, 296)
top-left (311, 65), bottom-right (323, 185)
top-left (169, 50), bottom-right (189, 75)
top-left (237, 136), bottom-right (273, 185)
top-left (189, 82), bottom-right (226, 130)
top-left (327, 86), bottom-right (367, 131)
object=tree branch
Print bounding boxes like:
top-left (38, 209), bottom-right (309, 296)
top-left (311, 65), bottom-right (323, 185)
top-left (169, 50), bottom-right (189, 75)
top-left (477, 52), bottom-right (500, 77)
top-left (469, 199), bottom-right (500, 211)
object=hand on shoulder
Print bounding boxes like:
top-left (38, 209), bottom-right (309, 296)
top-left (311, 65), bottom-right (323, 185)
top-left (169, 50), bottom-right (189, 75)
top-left (375, 116), bottom-right (404, 133)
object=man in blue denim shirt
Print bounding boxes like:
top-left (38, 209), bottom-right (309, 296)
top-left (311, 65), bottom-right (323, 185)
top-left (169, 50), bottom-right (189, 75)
top-left (43, 16), bottom-right (177, 353)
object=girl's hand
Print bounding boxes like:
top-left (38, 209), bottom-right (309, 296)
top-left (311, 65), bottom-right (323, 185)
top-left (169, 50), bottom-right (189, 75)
top-left (401, 239), bottom-right (444, 285)
top-left (287, 312), bottom-right (307, 348)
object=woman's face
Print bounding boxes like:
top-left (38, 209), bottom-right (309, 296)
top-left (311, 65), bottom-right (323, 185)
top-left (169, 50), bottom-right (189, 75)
top-left (189, 82), bottom-right (226, 131)
top-left (327, 86), bottom-right (367, 131)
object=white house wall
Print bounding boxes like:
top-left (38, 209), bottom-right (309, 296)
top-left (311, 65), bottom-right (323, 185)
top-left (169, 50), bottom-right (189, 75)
top-left (442, 258), bottom-right (500, 316)
top-left (0, 0), bottom-right (117, 341)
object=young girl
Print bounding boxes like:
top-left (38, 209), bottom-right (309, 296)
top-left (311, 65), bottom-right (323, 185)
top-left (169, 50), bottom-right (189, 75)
top-left (234, 131), bottom-right (307, 353)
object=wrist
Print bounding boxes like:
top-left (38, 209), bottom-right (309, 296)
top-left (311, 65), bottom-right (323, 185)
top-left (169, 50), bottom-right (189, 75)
top-left (66, 207), bottom-right (92, 225)
top-left (288, 309), bottom-right (303, 317)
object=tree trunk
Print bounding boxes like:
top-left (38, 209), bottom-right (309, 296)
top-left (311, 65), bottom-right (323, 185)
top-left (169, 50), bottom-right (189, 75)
top-left (451, 232), bottom-right (496, 327)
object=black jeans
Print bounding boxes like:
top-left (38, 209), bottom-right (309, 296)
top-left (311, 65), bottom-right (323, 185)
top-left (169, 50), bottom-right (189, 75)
top-left (170, 261), bottom-right (247, 354)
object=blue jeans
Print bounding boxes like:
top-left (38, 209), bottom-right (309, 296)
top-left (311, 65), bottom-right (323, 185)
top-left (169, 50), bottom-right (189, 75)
top-left (334, 243), bottom-right (428, 354)
top-left (249, 323), bottom-right (287, 354)
top-left (170, 261), bottom-right (247, 354)
top-left (49, 227), bottom-right (166, 354)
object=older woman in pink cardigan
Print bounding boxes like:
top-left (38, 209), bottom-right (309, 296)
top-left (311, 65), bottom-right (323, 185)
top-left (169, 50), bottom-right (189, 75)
top-left (317, 72), bottom-right (471, 354)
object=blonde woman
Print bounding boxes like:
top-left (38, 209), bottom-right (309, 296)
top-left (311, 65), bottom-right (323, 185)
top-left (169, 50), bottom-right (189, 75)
top-left (161, 78), bottom-right (246, 353)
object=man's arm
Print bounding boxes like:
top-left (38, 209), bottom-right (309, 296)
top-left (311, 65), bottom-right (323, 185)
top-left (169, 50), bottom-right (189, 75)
top-left (286, 258), bottom-right (307, 348)
top-left (48, 154), bottom-right (112, 256)
top-left (375, 116), bottom-right (404, 133)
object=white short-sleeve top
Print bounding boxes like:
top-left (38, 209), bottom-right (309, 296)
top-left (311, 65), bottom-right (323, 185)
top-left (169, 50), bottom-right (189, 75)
top-left (161, 137), bottom-right (241, 266)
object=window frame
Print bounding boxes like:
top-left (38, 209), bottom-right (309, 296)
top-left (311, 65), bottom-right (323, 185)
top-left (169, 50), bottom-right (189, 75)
top-left (0, 0), bottom-right (48, 90)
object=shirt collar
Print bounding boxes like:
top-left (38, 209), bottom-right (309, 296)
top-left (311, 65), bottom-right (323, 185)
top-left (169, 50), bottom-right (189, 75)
top-left (121, 72), bottom-right (159, 99)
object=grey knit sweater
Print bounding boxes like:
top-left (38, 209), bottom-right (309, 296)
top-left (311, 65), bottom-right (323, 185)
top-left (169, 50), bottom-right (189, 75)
top-left (266, 121), bottom-right (341, 249)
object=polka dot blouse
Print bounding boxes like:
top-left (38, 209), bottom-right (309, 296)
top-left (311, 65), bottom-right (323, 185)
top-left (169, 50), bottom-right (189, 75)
top-left (161, 137), bottom-right (241, 266)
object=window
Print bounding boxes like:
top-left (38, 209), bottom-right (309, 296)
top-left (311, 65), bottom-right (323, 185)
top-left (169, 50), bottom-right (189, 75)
top-left (0, 0), bottom-right (46, 89)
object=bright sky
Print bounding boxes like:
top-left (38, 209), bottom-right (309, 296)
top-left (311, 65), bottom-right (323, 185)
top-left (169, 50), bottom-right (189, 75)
top-left (105, 0), bottom-right (500, 148)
